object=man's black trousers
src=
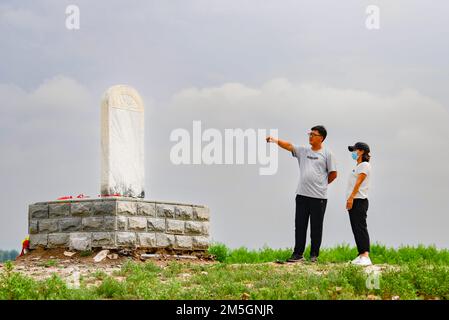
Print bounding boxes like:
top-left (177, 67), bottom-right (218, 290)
top-left (293, 194), bottom-right (327, 257)
top-left (348, 198), bottom-right (370, 254)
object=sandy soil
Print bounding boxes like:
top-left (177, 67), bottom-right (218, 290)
top-left (1, 248), bottom-right (216, 287)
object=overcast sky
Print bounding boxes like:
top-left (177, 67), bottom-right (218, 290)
top-left (1, 1), bottom-right (449, 251)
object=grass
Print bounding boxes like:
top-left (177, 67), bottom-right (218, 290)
top-left (79, 250), bottom-right (93, 257)
top-left (209, 242), bottom-right (449, 265)
top-left (1, 244), bottom-right (448, 300)
top-left (38, 259), bottom-right (58, 268)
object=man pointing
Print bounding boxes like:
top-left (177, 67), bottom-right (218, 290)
top-left (267, 125), bottom-right (337, 263)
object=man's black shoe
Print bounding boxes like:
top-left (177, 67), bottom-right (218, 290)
top-left (310, 256), bottom-right (318, 263)
top-left (286, 254), bottom-right (304, 263)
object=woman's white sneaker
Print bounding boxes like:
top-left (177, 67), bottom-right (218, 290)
top-left (354, 256), bottom-right (372, 266)
top-left (351, 256), bottom-right (362, 264)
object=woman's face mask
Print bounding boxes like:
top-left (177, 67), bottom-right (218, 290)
top-left (351, 151), bottom-right (358, 160)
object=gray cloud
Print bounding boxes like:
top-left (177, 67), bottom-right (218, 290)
top-left (1, 1), bottom-right (449, 250)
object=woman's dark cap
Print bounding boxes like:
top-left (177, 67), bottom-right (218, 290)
top-left (348, 142), bottom-right (370, 153)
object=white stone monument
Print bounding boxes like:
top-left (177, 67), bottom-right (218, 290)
top-left (100, 85), bottom-right (145, 198)
top-left (28, 85), bottom-right (210, 252)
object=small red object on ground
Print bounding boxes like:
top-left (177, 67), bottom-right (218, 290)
top-left (19, 236), bottom-right (30, 257)
top-left (57, 196), bottom-right (73, 200)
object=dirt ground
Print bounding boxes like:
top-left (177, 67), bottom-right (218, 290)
top-left (1, 248), bottom-right (217, 287)
top-left (1, 248), bottom-right (389, 289)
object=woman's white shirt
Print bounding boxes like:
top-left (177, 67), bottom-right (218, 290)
top-left (346, 162), bottom-right (371, 199)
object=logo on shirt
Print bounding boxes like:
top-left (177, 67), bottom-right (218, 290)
top-left (307, 156), bottom-right (319, 160)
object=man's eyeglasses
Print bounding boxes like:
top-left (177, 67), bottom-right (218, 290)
top-left (308, 132), bottom-right (322, 138)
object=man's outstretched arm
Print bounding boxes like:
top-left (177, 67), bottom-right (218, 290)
top-left (266, 136), bottom-right (294, 152)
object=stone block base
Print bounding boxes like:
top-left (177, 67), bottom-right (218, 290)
top-left (28, 198), bottom-right (210, 251)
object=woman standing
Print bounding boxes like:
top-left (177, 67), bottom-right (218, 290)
top-left (346, 142), bottom-right (372, 266)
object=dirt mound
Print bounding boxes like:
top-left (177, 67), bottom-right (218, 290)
top-left (2, 248), bottom-right (216, 285)
top-left (14, 247), bottom-right (215, 267)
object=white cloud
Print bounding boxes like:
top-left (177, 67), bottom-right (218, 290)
top-left (0, 76), bottom-right (99, 249)
top-left (166, 78), bottom-right (449, 248)
top-left (1, 75), bottom-right (94, 123)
